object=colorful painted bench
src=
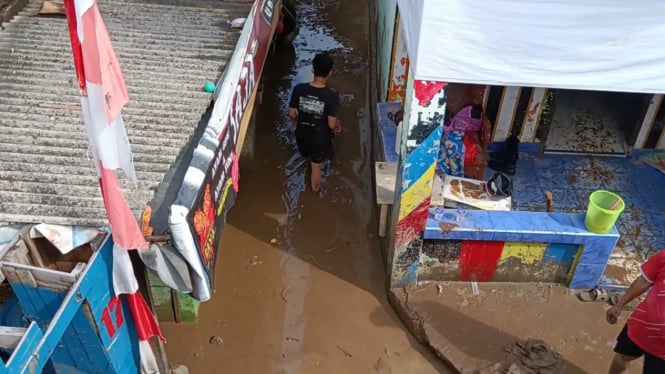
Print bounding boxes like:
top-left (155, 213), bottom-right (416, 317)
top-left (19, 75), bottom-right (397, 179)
top-left (423, 209), bottom-right (620, 289)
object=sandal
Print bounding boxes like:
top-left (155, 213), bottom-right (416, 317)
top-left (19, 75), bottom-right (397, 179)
top-left (578, 288), bottom-right (611, 302)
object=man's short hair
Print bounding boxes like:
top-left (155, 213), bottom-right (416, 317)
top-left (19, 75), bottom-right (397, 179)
top-left (312, 53), bottom-right (334, 77)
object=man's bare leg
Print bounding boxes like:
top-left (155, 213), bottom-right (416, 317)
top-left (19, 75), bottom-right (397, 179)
top-left (311, 161), bottom-right (322, 192)
top-left (609, 353), bottom-right (638, 374)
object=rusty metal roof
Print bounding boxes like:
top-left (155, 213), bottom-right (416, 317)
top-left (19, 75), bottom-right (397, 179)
top-left (0, 0), bottom-right (251, 226)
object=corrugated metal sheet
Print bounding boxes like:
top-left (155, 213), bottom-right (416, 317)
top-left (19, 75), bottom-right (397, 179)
top-left (0, 0), bottom-right (252, 226)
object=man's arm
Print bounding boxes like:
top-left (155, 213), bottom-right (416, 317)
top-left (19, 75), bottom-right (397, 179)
top-left (327, 90), bottom-right (341, 133)
top-left (328, 116), bottom-right (341, 133)
top-left (289, 108), bottom-right (298, 128)
top-left (606, 275), bottom-right (652, 324)
top-left (606, 252), bottom-right (663, 324)
top-left (288, 85), bottom-right (299, 128)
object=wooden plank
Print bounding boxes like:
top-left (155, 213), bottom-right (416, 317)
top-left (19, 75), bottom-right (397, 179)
top-left (1, 262), bottom-right (77, 292)
top-left (87, 242), bottom-right (141, 371)
top-left (376, 162), bottom-right (444, 207)
top-left (20, 228), bottom-right (46, 269)
top-left (2, 240), bottom-right (30, 266)
top-left (519, 87), bottom-right (547, 143)
top-left (492, 86), bottom-right (521, 142)
top-left (35, 290), bottom-right (92, 371)
top-left (481, 85), bottom-right (490, 112)
top-left (13, 269), bottom-right (37, 289)
top-left (387, 11), bottom-right (410, 103)
top-left (458, 241), bottom-right (505, 281)
top-left (7, 282), bottom-right (78, 369)
top-left (634, 94), bottom-right (663, 149)
top-left (375, 162), bottom-right (398, 205)
top-left (7, 322), bottom-right (43, 373)
top-left (22, 246), bottom-right (105, 374)
top-left (431, 174), bottom-right (444, 206)
top-left (378, 205), bottom-right (388, 237)
top-left (0, 228), bottom-right (23, 283)
top-left (0, 327), bottom-right (27, 349)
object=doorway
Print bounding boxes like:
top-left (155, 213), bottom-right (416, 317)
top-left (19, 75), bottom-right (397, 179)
top-left (543, 89), bottom-right (650, 154)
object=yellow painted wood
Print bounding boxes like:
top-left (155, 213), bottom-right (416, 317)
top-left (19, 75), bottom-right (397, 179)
top-left (398, 163), bottom-right (436, 220)
top-left (499, 242), bottom-right (547, 265)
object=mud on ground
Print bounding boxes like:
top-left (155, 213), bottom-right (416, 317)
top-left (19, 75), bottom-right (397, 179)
top-left (391, 282), bottom-right (642, 374)
top-left (160, 0), bottom-right (452, 372)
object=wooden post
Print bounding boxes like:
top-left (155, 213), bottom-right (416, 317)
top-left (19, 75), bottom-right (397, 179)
top-left (492, 86), bottom-right (521, 142)
top-left (634, 94), bottom-right (663, 149)
top-left (386, 11), bottom-right (410, 104)
top-left (387, 79), bottom-right (447, 287)
top-left (519, 87), bottom-right (548, 143)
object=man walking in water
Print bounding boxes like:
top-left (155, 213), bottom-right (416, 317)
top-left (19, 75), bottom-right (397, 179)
top-left (288, 52), bottom-right (341, 192)
top-left (606, 249), bottom-right (665, 373)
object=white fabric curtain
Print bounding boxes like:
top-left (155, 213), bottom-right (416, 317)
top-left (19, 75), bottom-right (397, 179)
top-left (397, 0), bottom-right (665, 94)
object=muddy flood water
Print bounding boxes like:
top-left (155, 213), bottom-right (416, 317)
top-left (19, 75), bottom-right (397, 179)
top-left (161, 0), bottom-right (451, 372)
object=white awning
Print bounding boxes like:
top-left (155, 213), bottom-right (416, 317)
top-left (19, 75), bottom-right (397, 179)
top-left (397, 0), bottom-right (665, 93)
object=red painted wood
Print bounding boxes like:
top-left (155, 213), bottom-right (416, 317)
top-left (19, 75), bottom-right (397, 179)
top-left (394, 198), bottom-right (431, 248)
top-left (458, 241), bottom-right (505, 281)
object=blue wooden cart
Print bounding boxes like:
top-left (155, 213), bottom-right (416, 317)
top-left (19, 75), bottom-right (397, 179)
top-left (0, 233), bottom-right (142, 373)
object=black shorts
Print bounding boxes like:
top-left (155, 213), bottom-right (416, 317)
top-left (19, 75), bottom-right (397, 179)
top-left (295, 126), bottom-right (333, 164)
top-left (614, 324), bottom-right (665, 373)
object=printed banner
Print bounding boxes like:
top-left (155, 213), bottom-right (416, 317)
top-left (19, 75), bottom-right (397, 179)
top-left (172, 0), bottom-right (278, 300)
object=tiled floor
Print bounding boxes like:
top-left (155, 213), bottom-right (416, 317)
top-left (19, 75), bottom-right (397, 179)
top-left (486, 153), bottom-right (665, 287)
top-left (544, 90), bottom-right (629, 154)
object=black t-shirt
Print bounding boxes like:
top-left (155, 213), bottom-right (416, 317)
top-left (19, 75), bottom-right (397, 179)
top-left (289, 83), bottom-right (340, 131)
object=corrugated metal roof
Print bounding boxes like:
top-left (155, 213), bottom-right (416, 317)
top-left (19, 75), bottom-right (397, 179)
top-left (0, 0), bottom-right (252, 226)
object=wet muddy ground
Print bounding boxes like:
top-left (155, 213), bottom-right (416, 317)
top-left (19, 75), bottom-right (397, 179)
top-left (395, 283), bottom-right (642, 374)
top-left (161, 0), bottom-right (450, 372)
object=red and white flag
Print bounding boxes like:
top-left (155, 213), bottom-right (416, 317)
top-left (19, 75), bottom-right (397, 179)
top-left (63, 0), bottom-right (164, 371)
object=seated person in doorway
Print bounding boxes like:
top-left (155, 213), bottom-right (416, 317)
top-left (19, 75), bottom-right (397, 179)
top-left (606, 249), bottom-right (665, 373)
top-left (288, 52), bottom-right (341, 193)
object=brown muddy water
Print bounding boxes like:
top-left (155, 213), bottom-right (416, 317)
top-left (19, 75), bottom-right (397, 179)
top-left (161, 0), bottom-right (451, 372)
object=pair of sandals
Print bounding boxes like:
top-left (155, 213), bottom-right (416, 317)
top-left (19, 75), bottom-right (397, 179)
top-left (578, 288), bottom-right (634, 310)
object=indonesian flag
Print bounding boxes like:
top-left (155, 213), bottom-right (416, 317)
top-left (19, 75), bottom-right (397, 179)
top-left (63, 0), bottom-right (164, 371)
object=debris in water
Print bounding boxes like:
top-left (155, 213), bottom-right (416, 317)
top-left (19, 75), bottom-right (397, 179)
top-left (336, 345), bottom-right (353, 357)
top-left (209, 335), bottom-right (224, 346)
top-left (436, 284), bottom-right (444, 296)
top-left (501, 339), bottom-right (564, 373)
top-left (374, 357), bottom-right (391, 373)
top-left (270, 238), bottom-right (278, 244)
top-left (286, 337), bottom-right (300, 342)
top-left (471, 282), bottom-right (480, 295)
top-left (325, 246), bottom-right (337, 253)
top-left (245, 255), bottom-right (263, 269)
top-left (229, 18), bottom-right (246, 29)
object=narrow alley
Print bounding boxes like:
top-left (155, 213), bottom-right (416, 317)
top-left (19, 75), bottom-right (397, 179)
top-left (161, 0), bottom-right (450, 372)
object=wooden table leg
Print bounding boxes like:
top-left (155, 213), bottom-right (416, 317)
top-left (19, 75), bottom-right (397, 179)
top-left (378, 204), bottom-right (388, 237)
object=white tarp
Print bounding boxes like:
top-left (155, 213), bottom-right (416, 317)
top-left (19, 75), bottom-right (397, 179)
top-left (397, 0), bottom-right (665, 94)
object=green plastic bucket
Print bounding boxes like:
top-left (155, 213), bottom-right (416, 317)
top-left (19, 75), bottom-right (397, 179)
top-left (585, 190), bottom-right (625, 234)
